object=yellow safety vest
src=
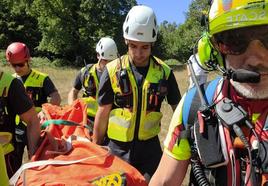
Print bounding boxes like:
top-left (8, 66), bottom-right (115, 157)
top-left (106, 55), bottom-right (171, 142)
top-left (14, 69), bottom-right (48, 112)
top-left (14, 69), bottom-right (47, 125)
top-left (0, 72), bottom-right (15, 185)
top-left (81, 64), bottom-right (99, 118)
top-left (0, 71), bottom-right (15, 152)
top-left (0, 145), bottom-right (9, 186)
top-left (0, 132), bottom-right (13, 186)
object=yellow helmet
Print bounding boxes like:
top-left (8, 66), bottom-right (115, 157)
top-left (209, 0), bottom-right (268, 35)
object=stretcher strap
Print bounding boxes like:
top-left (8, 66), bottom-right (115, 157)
top-left (41, 119), bottom-right (91, 130)
top-left (9, 136), bottom-right (110, 186)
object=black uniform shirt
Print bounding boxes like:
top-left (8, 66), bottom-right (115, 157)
top-left (20, 72), bottom-right (57, 97)
top-left (0, 78), bottom-right (34, 133)
top-left (98, 63), bottom-right (181, 107)
top-left (73, 65), bottom-right (102, 91)
top-left (8, 78), bottom-right (33, 115)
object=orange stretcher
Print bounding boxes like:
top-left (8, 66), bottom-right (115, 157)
top-left (10, 100), bottom-right (147, 186)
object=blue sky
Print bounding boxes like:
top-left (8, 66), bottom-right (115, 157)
top-left (136, 0), bottom-right (192, 24)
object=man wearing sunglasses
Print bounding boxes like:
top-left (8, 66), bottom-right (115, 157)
top-left (5, 42), bottom-right (61, 168)
top-left (150, 0), bottom-right (268, 185)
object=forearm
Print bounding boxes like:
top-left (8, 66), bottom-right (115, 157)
top-left (20, 107), bottom-right (41, 157)
top-left (93, 104), bottom-right (112, 144)
top-left (49, 91), bottom-right (61, 106)
top-left (149, 153), bottom-right (189, 186)
top-left (27, 118), bottom-right (41, 157)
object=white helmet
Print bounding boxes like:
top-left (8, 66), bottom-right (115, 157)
top-left (123, 5), bottom-right (158, 42)
top-left (96, 37), bottom-right (118, 60)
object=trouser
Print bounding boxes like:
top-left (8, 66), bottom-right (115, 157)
top-left (108, 136), bottom-right (162, 182)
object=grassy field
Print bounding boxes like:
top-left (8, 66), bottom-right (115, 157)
top-left (1, 64), bottom-right (190, 140)
top-left (1, 63), bottom-right (216, 185)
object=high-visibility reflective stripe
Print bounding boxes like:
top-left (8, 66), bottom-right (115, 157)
top-left (109, 116), bottom-right (131, 128)
top-left (87, 102), bottom-right (98, 111)
top-left (144, 120), bottom-right (160, 130)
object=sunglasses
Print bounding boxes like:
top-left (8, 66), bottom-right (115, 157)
top-left (213, 25), bottom-right (268, 55)
top-left (11, 62), bottom-right (26, 68)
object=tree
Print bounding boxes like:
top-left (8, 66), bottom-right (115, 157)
top-left (180, 0), bottom-right (209, 59)
top-left (156, 0), bottom-right (209, 63)
top-left (0, 0), bottom-right (41, 55)
top-left (28, 0), bottom-right (136, 66)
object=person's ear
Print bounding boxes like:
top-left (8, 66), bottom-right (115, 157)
top-left (96, 53), bottom-right (101, 60)
top-left (124, 39), bottom-right (129, 45)
top-left (26, 60), bottom-right (31, 67)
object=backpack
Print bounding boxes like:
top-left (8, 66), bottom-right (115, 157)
top-left (182, 77), bottom-right (230, 186)
top-left (181, 77), bottom-right (268, 185)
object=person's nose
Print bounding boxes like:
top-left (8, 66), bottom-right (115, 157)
top-left (244, 40), bottom-right (267, 67)
top-left (14, 66), bottom-right (21, 71)
top-left (135, 48), bottom-right (143, 58)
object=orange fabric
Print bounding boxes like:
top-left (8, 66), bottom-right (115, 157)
top-left (16, 100), bottom-right (147, 186)
top-left (262, 174), bottom-right (268, 185)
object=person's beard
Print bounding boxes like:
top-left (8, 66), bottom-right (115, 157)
top-left (231, 80), bottom-right (268, 99)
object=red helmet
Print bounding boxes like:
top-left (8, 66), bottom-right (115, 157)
top-left (6, 42), bottom-right (30, 63)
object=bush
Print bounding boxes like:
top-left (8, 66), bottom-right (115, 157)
top-left (0, 49), bottom-right (55, 68)
top-left (0, 50), bottom-right (7, 65)
top-left (51, 58), bottom-right (74, 68)
top-left (31, 57), bottom-right (53, 67)
top-left (165, 59), bottom-right (184, 66)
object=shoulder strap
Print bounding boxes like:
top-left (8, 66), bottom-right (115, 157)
top-left (82, 64), bottom-right (94, 75)
top-left (86, 63), bottom-right (94, 69)
top-left (182, 77), bottom-right (221, 128)
top-left (81, 64), bottom-right (94, 84)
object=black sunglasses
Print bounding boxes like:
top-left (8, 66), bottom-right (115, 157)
top-left (11, 62), bottom-right (26, 68)
top-left (213, 25), bottom-right (268, 55)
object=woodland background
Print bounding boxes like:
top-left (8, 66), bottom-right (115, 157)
top-left (0, 0), bottom-right (208, 66)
